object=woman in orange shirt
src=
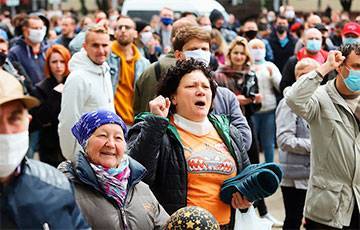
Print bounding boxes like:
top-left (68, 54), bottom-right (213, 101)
top-left (127, 58), bottom-right (251, 229)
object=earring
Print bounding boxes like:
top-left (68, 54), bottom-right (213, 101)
top-left (171, 96), bottom-right (176, 105)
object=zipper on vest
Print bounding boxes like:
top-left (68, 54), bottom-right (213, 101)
top-left (120, 207), bottom-right (129, 229)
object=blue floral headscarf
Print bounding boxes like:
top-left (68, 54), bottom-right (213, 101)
top-left (71, 110), bottom-right (127, 149)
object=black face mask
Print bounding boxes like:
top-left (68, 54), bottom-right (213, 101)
top-left (276, 25), bottom-right (287, 34)
top-left (244, 30), bottom-right (258, 40)
top-left (0, 52), bottom-right (7, 66)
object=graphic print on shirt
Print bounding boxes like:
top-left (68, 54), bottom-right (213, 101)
top-left (184, 143), bottom-right (236, 175)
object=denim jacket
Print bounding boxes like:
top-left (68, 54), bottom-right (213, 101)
top-left (107, 52), bottom-right (150, 94)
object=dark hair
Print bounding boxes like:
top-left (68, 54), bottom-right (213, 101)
top-left (157, 58), bottom-right (217, 115)
top-left (22, 15), bottom-right (42, 28)
top-left (276, 15), bottom-right (287, 21)
top-left (339, 43), bottom-right (360, 60)
top-left (62, 15), bottom-right (77, 25)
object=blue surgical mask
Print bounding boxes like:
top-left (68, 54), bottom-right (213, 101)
top-left (306, 39), bottom-right (322, 52)
top-left (342, 66), bottom-right (360, 92)
top-left (343, 37), bottom-right (360, 45)
top-left (211, 43), bottom-right (219, 52)
top-left (183, 49), bottom-right (211, 66)
top-left (160, 17), bottom-right (173, 26)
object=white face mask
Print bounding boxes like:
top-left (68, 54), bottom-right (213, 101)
top-left (183, 49), bottom-right (211, 66)
top-left (109, 15), bottom-right (118, 22)
top-left (0, 130), bottom-right (29, 177)
top-left (285, 10), bottom-right (295, 19)
top-left (250, 48), bottom-right (266, 62)
top-left (201, 25), bottom-right (213, 32)
top-left (140, 31), bottom-right (153, 45)
top-left (28, 27), bottom-right (46, 44)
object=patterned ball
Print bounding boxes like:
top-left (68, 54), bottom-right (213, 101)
top-left (165, 206), bottom-right (220, 230)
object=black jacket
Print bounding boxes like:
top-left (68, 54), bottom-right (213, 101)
top-left (127, 113), bottom-right (250, 216)
top-left (30, 77), bottom-right (65, 166)
top-left (280, 56), bottom-right (298, 94)
top-left (267, 32), bottom-right (297, 73)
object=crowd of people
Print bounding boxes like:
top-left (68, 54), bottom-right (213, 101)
top-left (0, 4), bottom-right (359, 230)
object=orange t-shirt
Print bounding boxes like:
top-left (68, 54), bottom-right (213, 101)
top-left (112, 42), bottom-right (140, 125)
top-left (174, 123), bottom-right (237, 225)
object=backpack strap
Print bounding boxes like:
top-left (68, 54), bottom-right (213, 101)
top-left (155, 61), bottom-right (161, 81)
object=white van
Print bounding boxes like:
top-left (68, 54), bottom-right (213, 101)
top-left (121, 0), bottom-right (229, 22)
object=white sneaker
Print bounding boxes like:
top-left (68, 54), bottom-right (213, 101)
top-left (261, 213), bottom-right (283, 228)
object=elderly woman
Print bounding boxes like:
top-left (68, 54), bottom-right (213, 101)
top-left (127, 58), bottom-right (251, 229)
top-left (58, 110), bottom-right (169, 230)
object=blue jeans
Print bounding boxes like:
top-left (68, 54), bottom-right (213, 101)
top-left (251, 110), bottom-right (276, 163)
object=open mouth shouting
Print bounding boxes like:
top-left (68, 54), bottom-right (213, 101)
top-left (194, 100), bottom-right (207, 109)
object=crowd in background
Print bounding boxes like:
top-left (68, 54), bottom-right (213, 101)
top-left (0, 3), bottom-right (359, 230)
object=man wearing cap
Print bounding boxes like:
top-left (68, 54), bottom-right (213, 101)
top-left (314, 23), bottom-right (336, 51)
top-left (0, 70), bottom-right (89, 229)
top-left (342, 22), bottom-right (360, 45)
top-left (107, 16), bottom-right (149, 127)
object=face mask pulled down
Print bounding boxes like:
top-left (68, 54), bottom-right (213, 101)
top-left (0, 131), bottom-right (29, 177)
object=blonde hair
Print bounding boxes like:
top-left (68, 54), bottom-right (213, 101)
top-left (226, 36), bottom-right (253, 66)
top-left (85, 23), bottom-right (109, 42)
top-left (295, 58), bottom-right (320, 79)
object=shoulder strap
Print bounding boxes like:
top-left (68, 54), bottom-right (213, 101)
top-left (155, 61), bottom-right (161, 81)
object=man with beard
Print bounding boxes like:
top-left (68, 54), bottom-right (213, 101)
top-left (108, 16), bottom-right (149, 126)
